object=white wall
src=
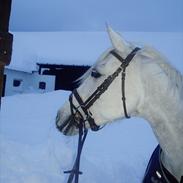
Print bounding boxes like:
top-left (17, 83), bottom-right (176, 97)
top-left (32, 72), bottom-right (56, 94)
top-left (4, 69), bottom-right (56, 96)
top-left (4, 69), bottom-right (29, 96)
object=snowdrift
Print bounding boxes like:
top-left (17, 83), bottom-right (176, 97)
top-left (1, 91), bottom-right (157, 183)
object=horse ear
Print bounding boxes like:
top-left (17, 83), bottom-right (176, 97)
top-left (107, 25), bottom-right (129, 53)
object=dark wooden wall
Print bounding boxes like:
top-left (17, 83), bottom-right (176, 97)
top-left (38, 64), bottom-right (90, 91)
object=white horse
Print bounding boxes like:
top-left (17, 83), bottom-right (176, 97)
top-left (56, 27), bottom-right (183, 182)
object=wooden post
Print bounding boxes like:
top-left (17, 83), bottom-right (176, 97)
top-left (0, 0), bottom-right (13, 108)
top-left (0, 64), bottom-right (4, 106)
top-left (0, 64), bottom-right (4, 97)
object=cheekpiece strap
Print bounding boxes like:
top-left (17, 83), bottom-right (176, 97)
top-left (72, 89), bottom-right (100, 131)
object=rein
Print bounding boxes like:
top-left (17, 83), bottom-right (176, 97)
top-left (63, 47), bottom-right (140, 183)
top-left (64, 122), bottom-right (88, 183)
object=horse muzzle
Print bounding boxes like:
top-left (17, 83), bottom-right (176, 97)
top-left (56, 111), bottom-right (82, 135)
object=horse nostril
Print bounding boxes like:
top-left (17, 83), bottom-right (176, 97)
top-left (56, 111), bottom-right (61, 126)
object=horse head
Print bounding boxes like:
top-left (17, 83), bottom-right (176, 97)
top-left (56, 27), bottom-right (145, 135)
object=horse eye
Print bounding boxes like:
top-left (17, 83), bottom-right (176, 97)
top-left (91, 69), bottom-right (102, 78)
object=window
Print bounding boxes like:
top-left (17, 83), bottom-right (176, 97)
top-left (39, 82), bottom-right (46, 90)
top-left (13, 79), bottom-right (22, 87)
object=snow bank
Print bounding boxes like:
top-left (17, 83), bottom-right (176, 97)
top-left (0, 91), bottom-right (157, 183)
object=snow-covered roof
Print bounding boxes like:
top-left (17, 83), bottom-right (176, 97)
top-left (7, 32), bottom-right (110, 73)
top-left (6, 32), bottom-right (183, 73)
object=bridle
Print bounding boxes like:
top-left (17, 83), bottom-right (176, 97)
top-left (62, 47), bottom-right (140, 183)
top-left (68, 47), bottom-right (141, 133)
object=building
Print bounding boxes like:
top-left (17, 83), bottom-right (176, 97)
top-left (2, 32), bottom-right (104, 96)
top-left (3, 63), bottom-right (90, 96)
top-left (3, 67), bottom-right (55, 96)
top-left (37, 63), bottom-right (90, 91)
top-left (2, 32), bottom-right (108, 96)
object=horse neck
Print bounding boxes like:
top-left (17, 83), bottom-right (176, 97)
top-left (138, 62), bottom-right (183, 180)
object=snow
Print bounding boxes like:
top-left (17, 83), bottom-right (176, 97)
top-left (0, 91), bottom-right (157, 183)
top-left (1, 31), bottom-right (183, 183)
top-left (7, 32), bottom-right (183, 73)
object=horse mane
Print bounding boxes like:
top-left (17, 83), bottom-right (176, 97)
top-left (141, 46), bottom-right (183, 100)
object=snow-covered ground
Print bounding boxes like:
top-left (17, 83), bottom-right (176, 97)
top-left (0, 90), bottom-right (157, 183)
top-left (1, 31), bottom-right (183, 183)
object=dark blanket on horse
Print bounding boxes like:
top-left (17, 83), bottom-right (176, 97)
top-left (143, 145), bottom-right (182, 183)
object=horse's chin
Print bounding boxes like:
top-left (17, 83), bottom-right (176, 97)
top-left (56, 114), bottom-right (79, 136)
